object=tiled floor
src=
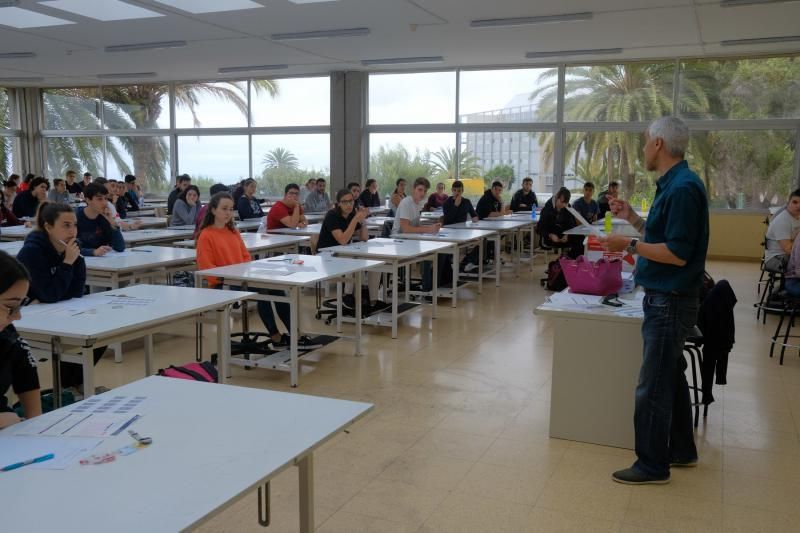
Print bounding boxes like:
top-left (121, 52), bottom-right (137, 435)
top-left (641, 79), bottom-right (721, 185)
top-left (36, 259), bottom-right (800, 531)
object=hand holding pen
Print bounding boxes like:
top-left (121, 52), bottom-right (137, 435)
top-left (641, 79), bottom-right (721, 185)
top-left (58, 238), bottom-right (82, 265)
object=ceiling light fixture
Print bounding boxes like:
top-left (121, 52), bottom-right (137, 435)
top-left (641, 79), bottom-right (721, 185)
top-left (721, 0), bottom-right (799, 7)
top-left (361, 56), bottom-right (444, 66)
top-left (721, 34), bottom-right (800, 45)
top-left (471, 12), bottom-right (592, 28)
top-left (97, 72), bottom-right (158, 79)
top-left (0, 52), bottom-right (35, 59)
top-left (0, 76), bottom-right (45, 82)
top-left (0, 6), bottom-right (74, 28)
top-left (288, 0), bottom-right (339, 4)
top-left (152, 0), bottom-right (263, 13)
top-left (271, 27), bottom-right (370, 41)
top-left (525, 48), bottom-right (623, 59)
top-left (105, 40), bottom-right (187, 53)
top-left (218, 64), bottom-right (288, 74)
top-left (39, 0), bottom-right (163, 21)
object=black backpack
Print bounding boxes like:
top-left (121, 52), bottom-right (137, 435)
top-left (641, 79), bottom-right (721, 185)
top-left (543, 259), bottom-right (567, 292)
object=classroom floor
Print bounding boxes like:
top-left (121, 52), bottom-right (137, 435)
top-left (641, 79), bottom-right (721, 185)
top-left (38, 259), bottom-right (800, 532)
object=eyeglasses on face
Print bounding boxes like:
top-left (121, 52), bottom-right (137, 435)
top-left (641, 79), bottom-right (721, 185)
top-left (3, 296), bottom-right (31, 317)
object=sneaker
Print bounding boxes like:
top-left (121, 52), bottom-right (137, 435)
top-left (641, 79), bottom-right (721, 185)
top-left (669, 458), bottom-right (698, 468)
top-left (298, 335), bottom-right (323, 350)
top-left (342, 294), bottom-right (356, 310)
top-left (271, 334), bottom-right (290, 348)
top-left (611, 467), bottom-right (670, 485)
top-left (94, 386), bottom-right (111, 395)
top-left (463, 262), bottom-right (477, 273)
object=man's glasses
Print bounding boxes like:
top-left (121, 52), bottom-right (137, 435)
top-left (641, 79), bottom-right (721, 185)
top-left (3, 296), bottom-right (31, 317)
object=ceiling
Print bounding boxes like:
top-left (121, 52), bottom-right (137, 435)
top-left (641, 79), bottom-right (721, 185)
top-left (0, 0), bottom-right (799, 86)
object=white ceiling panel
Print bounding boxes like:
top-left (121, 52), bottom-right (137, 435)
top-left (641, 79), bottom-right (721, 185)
top-left (695, 3), bottom-right (800, 42)
top-left (39, 0), bottom-right (164, 22)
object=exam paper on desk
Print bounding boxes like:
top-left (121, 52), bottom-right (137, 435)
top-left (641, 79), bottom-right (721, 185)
top-left (0, 436), bottom-right (102, 470)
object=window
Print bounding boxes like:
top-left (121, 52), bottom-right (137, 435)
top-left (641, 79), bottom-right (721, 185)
top-left (368, 132), bottom-right (456, 196)
top-left (43, 88), bottom-right (101, 130)
top-left (102, 85), bottom-right (170, 129)
top-left (680, 56), bottom-right (800, 120)
top-left (174, 81), bottom-right (249, 128)
top-left (177, 135), bottom-right (248, 193)
top-left (368, 72), bottom-right (456, 124)
top-left (459, 68), bottom-right (553, 123)
top-left (1, 137), bottom-right (20, 178)
top-left (250, 76), bottom-right (330, 127)
top-left (106, 136), bottom-right (170, 192)
top-left (251, 134), bottom-right (330, 196)
top-left (563, 62), bottom-right (675, 122)
top-left (45, 137), bottom-right (104, 178)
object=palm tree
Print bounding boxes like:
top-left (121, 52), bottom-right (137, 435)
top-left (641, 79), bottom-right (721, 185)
top-left (262, 147), bottom-right (299, 171)
top-left (430, 147), bottom-right (481, 179)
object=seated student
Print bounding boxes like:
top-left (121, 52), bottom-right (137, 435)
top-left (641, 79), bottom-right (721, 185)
top-left (424, 182), bottom-right (449, 211)
top-left (572, 181), bottom-right (600, 223)
top-left (597, 180), bottom-right (619, 218)
top-left (12, 176), bottom-right (48, 219)
top-left (476, 181), bottom-right (512, 219)
top-left (510, 177), bottom-right (538, 212)
top-left (17, 203), bottom-right (107, 393)
top-left (236, 178), bottom-right (265, 220)
top-left (17, 173), bottom-right (34, 193)
top-left (77, 183), bottom-right (125, 257)
top-left (442, 180), bottom-right (480, 271)
top-left (171, 185), bottom-right (200, 227)
top-left (3, 178), bottom-right (18, 210)
top-left (194, 183), bottom-right (229, 236)
top-left (764, 189), bottom-right (800, 272)
top-left (304, 178), bottom-right (332, 213)
top-left (101, 179), bottom-right (138, 231)
top-left (392, 177), bottom-right (441, 291)
top-left (167, 174), bottom-right (191, 215)
top-left (47, 178), bottom-right (70, 204)
top-left (390, 178), bottom-right (407, 214)
top-left (108, 180), bottom-right (126, 219)
top-left (299, 178), bottom-right (316, 205)
top-left (123, 174), bottom-right (141, 212)
top-left (538, 187), bottom-right (582, 258)
top-left (64, 170), bottom-right (82, 195)
top-left (77, 172), bottom-right (92, 195)
top-left (266, 183), bottom-right (308, 230)
top-left (1, 190), bottom-right (23, 227)
top-left (0, 251), bottom-right (42, 429)
top-left (318, 189), bottom-right (387, 312)
top-left (347, 182), bottom-right (362, 209)
top-left (359, 178), bottom-right (381, 208)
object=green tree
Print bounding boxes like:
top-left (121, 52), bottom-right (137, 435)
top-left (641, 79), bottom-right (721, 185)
top-left (430, 147), bottom-right (481, 179)
top-left (368, 144), bottom-right (433, 194)
top-left (483, 164), bottom-right (515, 188)
top-left (262, 147), bottom-right (299, 171)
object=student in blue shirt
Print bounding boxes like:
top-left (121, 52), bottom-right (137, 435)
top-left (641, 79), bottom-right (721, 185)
top-left (76, 183), bottom-right (125, 257)
top-left (572, 181), bottom-right (600, 223)
top-left (236, 178), bottom-right (265, 220)
top-left (603, 116), bottom-right (709, 485)
top-left (123, 174), bottom-right (141, 212)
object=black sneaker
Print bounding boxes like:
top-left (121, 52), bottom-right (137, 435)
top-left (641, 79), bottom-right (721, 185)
top-left (271, 334), bottom-right (290, 348)
top-left (371, 300), bottom-right (391, 313)
top-left (611, 467), bottom-right (669, 485)
top-left (342, 294), bottom-right (356, 310)
top-left (298, 335), bottom-right (323, 350)
top-left (669, 458), bottom-right (698, 468)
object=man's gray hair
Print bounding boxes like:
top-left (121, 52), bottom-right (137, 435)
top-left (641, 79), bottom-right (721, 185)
top-left (648, 116), bottom-right (689, 158)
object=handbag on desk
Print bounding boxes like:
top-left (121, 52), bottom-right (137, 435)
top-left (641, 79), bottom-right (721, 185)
top-left (559, 255), bottom-right (622, 296)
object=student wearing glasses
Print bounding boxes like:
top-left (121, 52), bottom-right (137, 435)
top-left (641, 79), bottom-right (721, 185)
top-left (0, 251), bottom-right (41, 429)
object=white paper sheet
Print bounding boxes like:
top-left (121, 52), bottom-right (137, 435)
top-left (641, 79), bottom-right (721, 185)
top-left (21, 298), bottom-right (108, 318)
top-left (0, 436), bottom-right (103, 470)
top-left (566, 206), bottom-right (603, 236)
top-left (11, 411), bottom-right (141, 438)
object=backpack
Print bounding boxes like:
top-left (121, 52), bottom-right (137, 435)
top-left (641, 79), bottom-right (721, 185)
top-left (158, 361), bottom-right (218, 383)
top-left (544, 259), bottom-right (567, 292)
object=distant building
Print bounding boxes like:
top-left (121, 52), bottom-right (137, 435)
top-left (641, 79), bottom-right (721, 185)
top-left (460, 93), bottom-right (553, 192)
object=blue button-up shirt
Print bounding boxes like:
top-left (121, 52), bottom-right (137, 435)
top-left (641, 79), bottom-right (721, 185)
top-left (635, 160), bottom-right (709, 292)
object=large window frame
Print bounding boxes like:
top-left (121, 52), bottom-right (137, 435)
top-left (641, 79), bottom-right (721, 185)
top-left (38, 75), bottom-right (332, 195)
top-left (0, 87), bottom-right (24, 179)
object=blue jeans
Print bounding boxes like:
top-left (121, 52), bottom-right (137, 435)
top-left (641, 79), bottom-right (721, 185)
top-left (633, 290), bottom-right (698, 478)
top-left (228, 285), bottom-right (290, 338)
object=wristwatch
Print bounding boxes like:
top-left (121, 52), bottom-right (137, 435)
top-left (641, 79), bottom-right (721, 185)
top-left (626, 238), bottom-right (638, 255)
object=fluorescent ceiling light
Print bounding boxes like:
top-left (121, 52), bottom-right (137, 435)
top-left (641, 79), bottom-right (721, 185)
top-left (39, 0), bottom-right (163, 21)
top-left (361, 56), bottom-right (444, 66)
top-left (97, 72), bottom-right (158, 79)
top-left (288, 0), bottom-right (339, 3)
top-left (471, 12), bottom-right (592, 28)
top-left (526, 48), bottom-right (623, 59)
top-left (721, 34), bottom-right (800, 45)
top-left (0, 76), bottom-right (45, 82)
top-left (272, 27), bottom-right (370, 41)
top-left (0, 52), bottom-right (35, 59)
top-left (152, 0), bottom-right (263, 13)
top-left (0, 6), bottom-right (74, 28)
top-left (218, 64), bottom-right (288, 74)
top-left (721, 0), bottom-right (799, 6)
top-left (105, 40), bottom-right (187, 53)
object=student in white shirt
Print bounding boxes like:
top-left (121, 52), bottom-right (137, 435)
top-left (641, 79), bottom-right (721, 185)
top-left (392, 176), bottom-right (441, 292)
top-left (764, 189), bottom-right (800, 271)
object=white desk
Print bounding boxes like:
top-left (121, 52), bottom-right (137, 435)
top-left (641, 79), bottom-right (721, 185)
top-left (0, 224), bottom-right (32, 241)
top-left (122, 228), bottom-right (196, 246)
top-left (535, 291), bottom-right (644, 449)
top-left (0, 239), bottom-right (23, 255)
top-left (393, 228), bottom-right (497, 306)
top-left (121, 217), bottom-right (167, 229)
top-left (267, 223), bottom-right (322, 238)
top-left (564, 224), bottom-right (641, 237)
top-left (82, 246), bottom-right (197, 289)
top-left (325, 238), bottom-right (453, 338)
top-left (174, 233), bottom-right (309, 259)
top-left (447, 219), bottom-right (534, 274)
top-left (195, 254), bottom-right (383, 387)
top-left (1, 377), bottom-right (371, 533)
top-left (15, 284), bottom-right (253, 405)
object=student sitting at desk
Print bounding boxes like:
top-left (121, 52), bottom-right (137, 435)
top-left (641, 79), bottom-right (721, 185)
top-left (359, 178), bottom-right (381, 208)
top-left (443, 180), bottom-right (481, 272)
top-left (237, 178), bottom-right (265, 220)
top-left (1, 189), bottom-right (23, 227)
top-left (304, 178), bottom-right (332, 213)
top-left (392, 176), bottom-right (441, 292)
top-left (17, 203), bottom-right (107, 394)
top-left (510, 177), bottom-right (538, 212)
top-left (47, 178), bottom-right (70, 204)
top-left (3, 178), bottom-right (18, 211)
top-left (390, 178), bottom-right (407, 214)
top-left (424, 182), bottom-right (449, 211)
top-left (77, 183), bottom-right (125, 257)
top-left (0, 251), bottom-right (41, 429)
top-left (347, 182), bottom-right (363, 209)
top-left (171, 185), bottom-right (200, 227)
top-left (476, 181), bottom-right (512, 219)
top-left (12, 176), bottom-right (49, 219)
top-left (318, 189), bottom-right (386, 313)
top-left (123, 174), bottom-right (141, 212)
top-left (572, 181), bottom-right (600, 223)
top-left (266, 183), bottom-right (308, 230)
top-left (538, 187), bottom-right (581, 258)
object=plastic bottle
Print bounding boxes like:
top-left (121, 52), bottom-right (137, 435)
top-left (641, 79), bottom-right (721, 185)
top-left (384, 194), bottom-right (390, 209)
top-left (604, 210), bottom-right (613, 233)
top-left (531, 207), bottom-right (537, 221)
top-left (641, 198), bottom-right (648, 213)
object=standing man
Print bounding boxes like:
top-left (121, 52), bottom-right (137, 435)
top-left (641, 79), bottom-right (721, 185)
top-left (602, 116), bottom-right (708, 485)
top-left (167, 174), bottom-right (191, 215)
top-left (597, 180), bottom-right (620, 218)
top-left (64, 170), bottom-right (81, 195)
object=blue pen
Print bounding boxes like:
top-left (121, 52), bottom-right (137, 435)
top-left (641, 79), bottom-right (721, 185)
top-left (2, 453), bottom-right (55, 472)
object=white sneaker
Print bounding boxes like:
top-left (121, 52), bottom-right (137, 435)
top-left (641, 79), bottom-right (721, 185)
top-left (463, 263), bottom-right (477, 273)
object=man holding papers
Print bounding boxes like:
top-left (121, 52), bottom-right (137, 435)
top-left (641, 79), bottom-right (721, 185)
top-left (602, 117), bottom-right (708, 485)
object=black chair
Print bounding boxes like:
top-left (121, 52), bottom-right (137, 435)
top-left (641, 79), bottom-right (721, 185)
top-left (769, 294), bottom-right (800, 365)
top-left (683, 327), bottom-right (707, 428)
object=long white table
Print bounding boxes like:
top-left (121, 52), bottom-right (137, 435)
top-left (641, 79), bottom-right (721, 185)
top-left (0, 224), bottom-right (33, 241)
top-left (122, 228), bottom-right (197, 246)
top-left (267, 223), bottom-right (322, 238)
top-left (82, 246), bottom-right (197, 289)
top-left (325, 238), bottom-right (453, 338)
top-left (174, 233), bottom-right (309, 259)
top-left (447, 219), bottom-right (534, 275)
top-left (15, 284), bottom-right (254, 404)
top-left (121, 216), bottom-right (167, 229)
top-left (393, 228), bottom-right (497, 306)
top-left (1, 376), bottom-right (372, 533)
top-left (535, 290), bottom-right (644, 449)
top-left (195, 254), bottom-right (383, 387)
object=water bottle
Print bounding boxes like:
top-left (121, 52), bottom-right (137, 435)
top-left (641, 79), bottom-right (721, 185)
top-left (384, 194), bottom-right (390, 209)
top-left (531, 208), bottom-right (537, 222)
top-left (604, 211), bottom-right (613, 233)
top-left (641, 198), bottom-right (648, 213)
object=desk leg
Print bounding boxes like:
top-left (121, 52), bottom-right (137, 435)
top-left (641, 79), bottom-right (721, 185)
top-left (51, 337), bottom-right (63, 408)
top-left (392, 262), bottom-right (398, 339)
top-left (290, 287), bottom-right (300, 387)
top-left (336, 281), bottom-right (343, 334)
top-left (477, 240), bottom-right (484, 294)
top-left (298, 453), bottom-right (314, 533)
top-left (216, 306), bottom-right (232, 383)
top-left (144, 334), bottom-right (154, 376)
top-left (112, 277), bottom-right (123, 363)
top-left (355, 271), bottom-right (363, 356)
top-left (516, 229), bottom-right (522, 278)
top-left (81, 347), bottom-right (95, 397)
top-left (530, 225), bottom-right (535, 271)
top-left (495, 236), bottom-right (501, 287)
top-left (432, 253), bottom-right (438, 319)
top-left (451, 246), bottom-right (459, 308)
top-left (405, 264), bottom-right (410, 303)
